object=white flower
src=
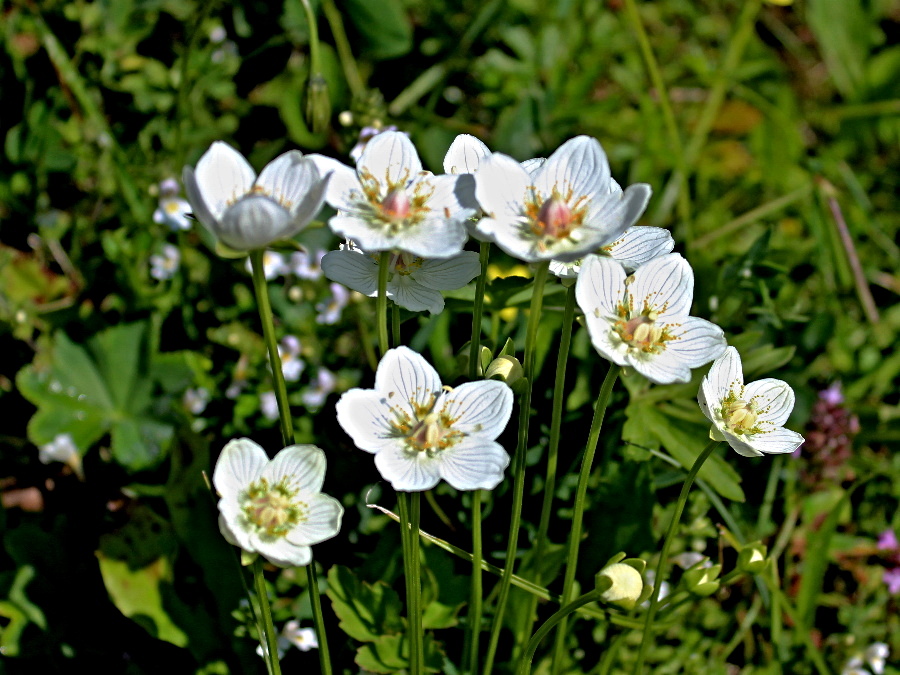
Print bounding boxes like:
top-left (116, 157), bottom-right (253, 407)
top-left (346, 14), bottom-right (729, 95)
top-left (150, 244), bottom-right (181, 280)
top-left (183, 142), bottom-right (329, 251)
top-left (39, 433), bottom-right (78, 465)
top-left (309, 132), bottom-right (474, 258)
top-left (473, 136), bottom-right (652, 263)
top-left (245, 250), bottom-right (287, 280)
top-left (443, 134), bottom-right (492, 175)
top-left (844, 643), bottom-right (889, 675)
top-left (335, 346), bottom-right (514, 491)
top-left (315, 283), bottom-right (351, 325)
top-left (256, 621), bottom-right (319, 659)
top-left (278, 336), bottom-right (305, 381)
top-left (260, 392), bottom-right (280, 420)
top-left (290, 248), bottom-right (326, 280)
top-left (576, 253), bottom-right (727, 384)
top-left (548, 225), bottom-right (675, 278)
top-left (349, 125), bottom-right (402, 164)
top-left (183, 387), bottom-right (211, 415)
top-left (302, 368), bottom-right (337, 409)
top-left (322, 243), bottom-right (481, 315)
top-left (213, 438), bottom-right (343, 567)
top-left (698, 347), bottom-right (805, 457)
top-left (153, 195), bottom-right (192, 231)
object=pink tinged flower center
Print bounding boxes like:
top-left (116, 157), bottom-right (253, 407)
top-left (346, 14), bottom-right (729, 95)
top-left (382, 188), bottom-right (411, 219)
top-left (535, 195), bottom-right (573, 238)
top-left (614, 307), bottom-right (674, 354)
top-left (241, 479), bottom-right (307, 538)
top-left (524, 188), bottom-right (588, 247)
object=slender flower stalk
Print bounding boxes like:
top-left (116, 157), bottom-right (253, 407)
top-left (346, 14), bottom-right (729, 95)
top-left (249, 251), bottom-right (334, 675)
top-left (376, 251), bottom-right (391, 356)
top-left (253, 558), bottom-right (283, 675)
top-left (483, 261), bottom-right (551, 675)
top-left (517, 590), bottom-right (604, 675)
top-left (550, 364), bottom-right (620, 674)
top-left (464, 240), bottom-right (491, 673)
top-left (519, 283), bottom-right (578, 649)
top-left (397, 492), bottom-right (424, 674)
top-left (633, 440), bottom-right (722, 674)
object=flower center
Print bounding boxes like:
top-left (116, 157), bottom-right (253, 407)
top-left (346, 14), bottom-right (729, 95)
top-left (614, 308), bottom-right (673, 354)
top-left (241, 478), bottom-right (307, 538)
top-left (388, 394), bottom-right (465, 456)
top-left (535, 194), bottom-right (573, 238)
top-left (356, 170), bottom-right (435, 233)
top-left (523, 188), bottom-right (589, 248)
top-left (381, 188), bottom-right (411, 219)
top-left (723, 399), bottom-right (760, 435)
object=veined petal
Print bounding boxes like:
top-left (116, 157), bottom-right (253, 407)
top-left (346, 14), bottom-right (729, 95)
top-left (193, 142), bottom-right (256, 221)
top-left (532, 136), bottom-right (611, 201)
top-left (286, 493), bottom-right (343, 546)
top-left (412, 252), bottom-right (481, 291)
top-left (321, 249), bottom-right (379, 296)
top-left (738, 427), bottom-right (805, 456)
top-left (374, 445), bottom-right (442, 491)
top-left (328, 214), bottom-right (399, 252)
top-left (661, 316), bottom-right (727, 369)
top-left (217, 195), bottom-right (295, 250)
top-left (474, 153), bottom-right (531, 219)
top-left (183, 166), bottom-right (218, 232)
top-left (254, 536), bottom-right (312, 567)
top-left (438, 439), bottom-right (510, 491)
top-left (335, 389), bottom-right (399, 453)
top-left (585, 183), bottom-right (652, 239)
top-left (260, 445), bottom-right (326, 494)
top-left (390, 215), bottom-right (468, 259)
top-left (582, 314), bottom-right (631, 366)
top-left (425, 174), bottom-right (474, 221)
top-left (521, 157), bottom-right (546, 175)
top-left (440, 380), bottom-right (513, 439)
top-left (388, 275), bottom-right (445, 314)
top-left (628, 349), bottom-right (693, 384)
top-left (374, 347), bottom-right (444, 420)
top-left (743, 378), bottom-right (796, 428)
top-left (213, 438), bottom-right (268, 500)
top-left (629, 253), bottom-right (693, 319)
top-left (576, 255), bottom-right (627, 320)
top-left (443, 134), bottom-right (491, 174)
top-left (306, 154), bottom-right (360, 211)
top-left (289, 168), bottom-right (330, 229)
top-left (255, 151), bottom-right (310, 206)
top-left (218, 513), bottom-right (251, 550)
top-left (700, 347), bottom-right (744, 422)
top-left (604, 226), bottom-right (674, 271)
top-left (549, 259), bottom-right (580, 279)
top-left (358, 131), bottom-right (423, 189)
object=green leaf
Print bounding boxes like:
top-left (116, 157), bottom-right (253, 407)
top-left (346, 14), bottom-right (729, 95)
top-left (806, 0), bottom-right (870, 98)
top-left (110, 417), bottom-right (175, 472)
top-left (89, 322), bottom-right (146, 410)
top-left (326, 565), bottom-right (404, 642)
top-left (355, 633), bottom-right (444, 673)
top-left (342, 0), bottom-right (413, 60)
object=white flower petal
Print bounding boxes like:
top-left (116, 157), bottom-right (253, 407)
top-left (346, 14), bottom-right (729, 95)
top-left (443, 134), bottom-right (491, 174)
top-left (604, 226), bottom-right (674, 270)
top-left (217, 195), bottom-right (295, 250)
top-left (192, 142), bottom-right (256, 221)
top-left (743, 378), bottom-right (796, 428)
top-left (474, 153), bottom-right (531, 219)
top-left (255, 151), bottom-right (310, 206)
top-left (521, 157), bottom-right (546, 175)
top-left (628, 349), bottom-right (693, 384)
top-left (213, 438), bottom-right (268, 500)
top-left (584, 183), bottom-right (652, 240)
top-left (532, 136), bottom-right (611, 201)
top-left (699, 347), bottom-right (744, 423)
top-left (374, 347), bottom-right (444, 420)
top-left (576, 255), bottom-right (628, 320)
top-left (183, 166), bottom-right (218, 232)
top-left (739, 427), bottom-right (805, 456)
top-left (412, 252), bottom-right (482, 291)
top-left (254, 536), bottom-right (312, 567)
top-left (335, 389), bottom-right (399, 453)
top-left (386, 215), bottom-right (468, 259)
top-left (629, 253), bottom-right (693, 320)
top-left (424, 174), bottom-right (474, 221)
top-left (321, 249), bottom-right (379, 296)
top-left (287, 493), bottom-right (343, 546)
top-left (260, 445), bottom-right (326, 494)
top-left (439, 381), bottom-right (513, 440)
top-left (373, 445), bottom-right (441, 491)
top-left (389, 275), bottom-right (445, 314)
top-left (218, 513), bottom-right (250, 549)
top-left (306, 154), bottom-right (360, 211)
top-left (328, 214), bottom-right (398, 252)
top-left (662, 316), bottom-right (727, 369)
top-left (438, 439), bottom-right (510, 490)
top-left (549, 259), bottom-right (580, 279)
top-left (358, 131), bottom-right (423, 188)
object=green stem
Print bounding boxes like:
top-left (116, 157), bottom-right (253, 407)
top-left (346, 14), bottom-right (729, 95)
top-left (299, 0), bottom-right (321, 75)
top-left (320, 0), bottom-right (365, 98)
top-left (768, 585), bottom-right (833, 675)
top-left (250, 249), bottom-right (333, 675)
top-left (469, 241), bottom-right (491, 380)
top-left (253, 558), bottom-right (283, 675)
top-left (632, 440), bottom-right (722, 675)
top-left (482, 261), bottom-right (551, 675)
top-left (376, 252), bottom-right (391, 357)
top-left (465, 490), bottom-right (484, 673)
top-left (398, 493), bottom-right (423, 674)
top-left (250, 250), bottom-right (294, 445)
top-left (391, 301), bottom-right (402, 347)
top-left (516, 590), bottom-right (604, 675)
top-left (550, 364), bottom-right (620, 674)
top-left (519, 284), bottom-right (577, 647)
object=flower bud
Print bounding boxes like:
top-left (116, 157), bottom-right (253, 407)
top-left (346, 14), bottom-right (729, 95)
top-left (737, 541), bottom-right (768, 575)
top-left (305, 73), bottom-right (332, 135)
top-left (596, 562), bottom-right (644, 610)
top-left (485, 355), bottom-right (524, 388)
top-left (682, 563), bottom-right (722, 597)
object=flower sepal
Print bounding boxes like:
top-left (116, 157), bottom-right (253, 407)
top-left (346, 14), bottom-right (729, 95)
top-left (737, 541), bottom-right (769, 574)
top-left (215, 240), bottom-right (249, 259)
top-left (240, 549), bottom-right (259, 567)
top-left (682, 561), bottom-right (722, 597)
